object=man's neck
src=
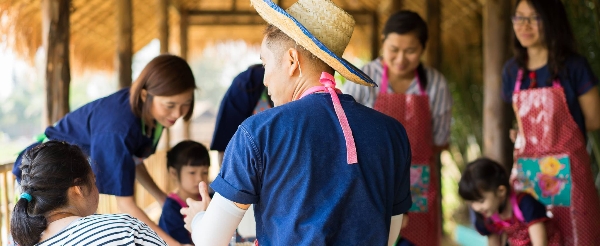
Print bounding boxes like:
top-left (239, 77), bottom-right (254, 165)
top-left (291, 70), bottom-right (331, 101)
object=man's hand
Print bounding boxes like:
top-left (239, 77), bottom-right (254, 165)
top-left (181, 181), bottom-right (212, 232)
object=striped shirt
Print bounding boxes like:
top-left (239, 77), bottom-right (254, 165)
top-left (343, 58), bottom-right (453, 146)
top-left (35, 214), bottom-right (167, 246)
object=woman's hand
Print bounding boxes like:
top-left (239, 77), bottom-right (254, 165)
top-left (181, 181), bottom-right (212, 232)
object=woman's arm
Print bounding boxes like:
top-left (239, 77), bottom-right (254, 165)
top-left (579, 86), bottom-right (600, 131)
top-left (487, 233), bottom-right (502, 246)
top-left (135, 163), bottom-right (167, 206)
top-left (528, 222), bottom-right (548, 246)
top-left (116, 196), bottom-right (181, 246)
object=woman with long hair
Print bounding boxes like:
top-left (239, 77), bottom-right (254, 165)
top-left (503, 0), bottom-right (600, 244)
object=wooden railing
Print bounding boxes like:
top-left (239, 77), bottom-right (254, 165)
top-left (1, 162), bottom-right (15, 245)
top-left (0, 150), bottom-right (174, 245)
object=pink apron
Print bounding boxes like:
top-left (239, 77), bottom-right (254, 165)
top-left (512, 69), bottom-right (600, 245)
top-left (489, 193), bottom-right (561, 246)
top-left (373, 65), bottom-right (440, 246)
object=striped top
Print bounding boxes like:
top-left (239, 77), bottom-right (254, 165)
top-left (35, 214), bottom-right (167, 246)
top-left (343, 58), bottom-right (453, 146)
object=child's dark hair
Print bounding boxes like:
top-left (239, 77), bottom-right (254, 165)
top-left (458, 158), bottom-right (510, 201)
top-left (11, 141), bottom-right (93, 246)
top-left (382, 10), bottom-right (428, 87)
top-left (167, 141), bottom-right (210, 176)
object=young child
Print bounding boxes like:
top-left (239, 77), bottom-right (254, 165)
top-left (458, 158), bottom-right (561, 246)
top-left (159, 140), bottom-right (211, 245)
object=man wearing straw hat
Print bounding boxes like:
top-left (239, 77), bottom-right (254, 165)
top-left (181, 0), bottom-right (412, 245)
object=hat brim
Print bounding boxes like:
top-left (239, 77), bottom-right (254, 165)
top-left (251, 0), bottom-right (376, 87)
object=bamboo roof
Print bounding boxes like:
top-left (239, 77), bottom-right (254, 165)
top-left (0, 0), bottom-right (483, 73)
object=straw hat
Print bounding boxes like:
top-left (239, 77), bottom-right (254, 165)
top-left (251, 0), bottom-right (376, 87)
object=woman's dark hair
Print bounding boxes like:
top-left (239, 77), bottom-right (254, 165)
top-left (11, 141), bottom-right (93, 246)
top-left (167, 141), bottom-right (210, 177)
top-left (130, 54), bottom-right (197, 130)
top-left (513, 0), bottom-right (575, 80)
top-left (458, 158), bottom-right (510, 201)
top-left (382, 10), bottom-right (428, 87)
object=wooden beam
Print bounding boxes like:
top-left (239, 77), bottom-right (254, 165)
top-left (426, 0), bottom-right (441, 69)
top-left (42, 0), bottom-right (70, 126)
top-left (370, 12), bottom-right (379, 60)
top-left (483, 0), bottom-right (513, 167)
top-left (157, 0), bottom-right (169, 54)
top-left (187, 10), bottom-right (373, 26)
top-left (116, 0), bottom-right (133, 89)
top-left (180, 9), bottom-right (192, 140)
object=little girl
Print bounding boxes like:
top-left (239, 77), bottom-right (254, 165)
top-left (158, 141), bottom-right (211, 245)
top-left (458, 158), bottom-right (561, 246)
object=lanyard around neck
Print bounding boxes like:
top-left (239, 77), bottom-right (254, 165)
top-left (141, 120), bottom-right (164, 147)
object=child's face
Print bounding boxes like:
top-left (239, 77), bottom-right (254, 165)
top-left (178, 165), bottom-right (209, 196)
top-left (467, 187), bottom-right (507, 218)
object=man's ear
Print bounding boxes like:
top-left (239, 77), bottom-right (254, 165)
top-left (286, 47), bottom-right (300, 77)
top-left (141, 89), bottom-right (147, 103)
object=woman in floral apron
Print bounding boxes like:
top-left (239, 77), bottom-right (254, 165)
top-left (503, 0), bottom-right (600, 245)
top-left (344, 11), bottom-right (453, 246)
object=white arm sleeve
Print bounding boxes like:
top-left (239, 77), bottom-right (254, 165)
top-left (388, 214), bottom-right (404, 246)
top-left (190, 193), bottom-right (247, 246)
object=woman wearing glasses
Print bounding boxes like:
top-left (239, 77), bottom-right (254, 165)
top-left (503, 0), bottom-right (600, 245)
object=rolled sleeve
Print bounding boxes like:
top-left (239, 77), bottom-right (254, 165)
top-left (210, 125), bottom-right (262, 205)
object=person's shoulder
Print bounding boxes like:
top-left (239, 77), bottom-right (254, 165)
top-left (361, 59), bottom-right (383, 74)
top-left (564, 53), bottom-right (593, 72)
top-left (516, 192), bottom-right (543, 206)
top-left (163, 196), bottom-right (183, 209)
top-left (502, 57), bottom-right (519, 72)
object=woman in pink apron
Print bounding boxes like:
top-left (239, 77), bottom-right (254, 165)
top-left (344, 11), bottom-right (453, 246)
top-left (504, 0), bottom-right (600, 245)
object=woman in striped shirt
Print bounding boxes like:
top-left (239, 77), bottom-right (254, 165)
top-left (10, 141), bottom-right (167, 246)
top-left (343, 10), bottom-right (452, 246)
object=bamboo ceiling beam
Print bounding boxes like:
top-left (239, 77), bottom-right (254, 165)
top-left (187, 10), bottom-right (373, 26)
top-left (42, 0), bottom-right (71, 126)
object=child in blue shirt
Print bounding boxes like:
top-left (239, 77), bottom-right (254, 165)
top-left (159, 141), bottom-right (211, 245)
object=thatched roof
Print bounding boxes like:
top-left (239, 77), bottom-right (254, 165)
top-left (0, 0), bottom-right (482, 73)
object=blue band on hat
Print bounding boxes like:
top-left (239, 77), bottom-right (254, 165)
top-left (20, 193), bottom-right (32, 202)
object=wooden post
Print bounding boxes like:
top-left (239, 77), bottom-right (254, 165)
top-left (375, 0), bottom-right (403, 59)
top-left (157, 0), bottom-right (170, 148)
top-left (116, 0), bottom-right (133, 89)
top-left (157, 0), bottom-right (169, 54)
top-left (42, 0), bottom-right (70, 126)
top-left (483, 0), bottom-right (513, 167)
top-left (426, 0), bottom-right (441, 69)
top-left (370, 13), bottom-right (379, 60)
top-left (180, 9), bottom-right (192, 140)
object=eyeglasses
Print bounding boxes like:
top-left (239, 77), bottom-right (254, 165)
top-left (512, 16), bottom-right (540, 26)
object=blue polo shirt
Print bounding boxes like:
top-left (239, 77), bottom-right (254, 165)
top-left (211, 65), bottom-right (270, 152)
top-left (502, 55), bottom-right (598, 135)
top-left (13, 88), bottom-right (158, 196)
top-left (212, 93), bottom-right (412, 245)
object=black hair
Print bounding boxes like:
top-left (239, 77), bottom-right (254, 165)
top-left (458, 158), bottom-right (510, 202)
top-left (382, 10), bottom-right (428, 87)
top-left (512, 0), bottom-right (575, 80)
top-left (167, 140), bottom-right (210, 177)
top-left (11, 141), bottom-right (93, 246)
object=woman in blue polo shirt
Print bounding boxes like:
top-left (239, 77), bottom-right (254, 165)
top-left (12, 54), bottom-right (196, 246)
top-left (505, 0), bottom-right (600, 245)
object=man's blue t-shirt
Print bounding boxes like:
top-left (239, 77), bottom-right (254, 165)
top-left (159, 197), bottom-right (192, 244)
top-left (211, 93), bottom-right (412, 245)
top-left (13, 88), bottom-right (158, 196)
top-left (502, 55), bottom-right (598, 135)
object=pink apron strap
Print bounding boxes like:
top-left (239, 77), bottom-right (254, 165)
top-left (490, 193), bottom-right (525, 227)
top-left (381, 63), bottom-right (426, 96)
top-left (300, 72), bottom-right (358, 164)
top-left (515, 69), bottom-right (562, 92)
